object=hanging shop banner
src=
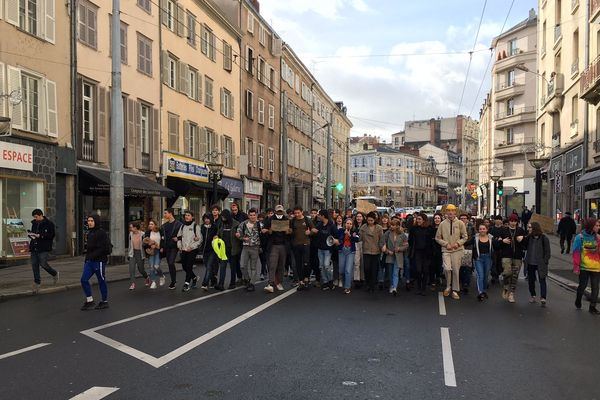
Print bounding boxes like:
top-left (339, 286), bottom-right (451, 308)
top-left (565, 145), bottom-right (583, 174)
top-left (163, 152), bottom-right (209, 183)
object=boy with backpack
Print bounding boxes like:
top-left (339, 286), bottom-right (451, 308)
top-left (177, 211), bottom-right (202, 292)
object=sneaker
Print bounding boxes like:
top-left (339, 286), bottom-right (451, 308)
top-left (264, 284), bottom-right (274, 293)
top-left (443, 288), bottom-right (451, 297)
top-left (297, 282), bottom-right (306, 291)
top-left (276, 283), bottom-right (285, 291)
top-left (201, 285), bottom-right (209, 291)
top-left (344, 288), bottom-right (351, 294)
top-left (182, 283), bottom-right (190, 292)
top-left (477, 294), bottom-right (483, 302)
top-left (159, 276), bottom-right (166, 287)
top-left (246, 283), bottom-right (255, 292)
top-left (540, 298), bottom-right (547, 307)
top-left (168, 282), bottom-right (176, 290)
top-left (482, 292), bottom-right (489, 299)
top-left (94, 301), bottom-right (109, 310)
top-left (529, 296), bottom-right (537, 303)
top-left (321, 283), bottom-right (330, 291)
top-left (391, 289), bottom-right (398, 296)
top-left (451, 291), bottom-right (460, 300)
top-left (150, 281), bottom-right (157, 289)
top-left (191, 277), bottom-right (198, 289)
top-left (129, 283), bottom-right (135, 290)
top-left (53, 271), bottom-right (60, 285)
top-left (80, 301), bottom-right (95, 311)
top-left (145, 277), bottom-right (151, 287)
top-left (214, 285), bottom-right (224, 291)
top-left (32, 283), bottom-right (41, 294)
top-left (260, 274), bottom-right (265, 281)
top-left (590, 306), bottom-right (600, 315)
top-left (508, 292), bottom-right (515, 303)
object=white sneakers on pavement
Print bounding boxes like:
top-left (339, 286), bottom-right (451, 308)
top-left (264, 284), bottom-right (274, 293)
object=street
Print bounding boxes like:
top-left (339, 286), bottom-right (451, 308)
top-left (1, 268), bottom-right (599, 400)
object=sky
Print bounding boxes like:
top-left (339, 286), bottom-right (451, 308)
top-left (258, 0), bottom-right (538, 142)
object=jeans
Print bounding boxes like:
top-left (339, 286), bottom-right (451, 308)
top-left (164, 248), bottom-right (179, 284)
top-left (527, 264), bottom-right (547, 299)
top-left (577, 270), bottom-right (600, 307)
top-left (31, 251), bottom-right (57, 284)
top-left (338, 247), bottom-right (355, 289)
top-left (501, 258), bottom-right (522, 293)
top-left (318, 249), bottom-right (332, 284)
top-left (147, 251), bottom-right (164, 281)
top-left (202, 252), bottom-right (217, 286)
top-left (268, 244), bottom-right (287, 284)
top-left (81, 260), bottom-right (107, 302)
top-left (363, 254), bottom-right (380, 290)
top-left (474, 253), bottom-right (492, 294)
top-left (388, 260), bottom-right (400, 290)
top-left (292, 244), bottom-right (310, 282)
top-left (180, 250), bottom-right (198, 284)
top-left (128, 249), bottom-right (147, 283)
top-left (241, 246), bottom-right (260, 283)
top-left (310, 245), bottom-right (321, 282)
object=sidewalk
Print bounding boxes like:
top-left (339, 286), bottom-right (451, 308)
top-left (0, 256), bottom-right (131, 302)
top-left (545, 233), bottom-right (580, 291)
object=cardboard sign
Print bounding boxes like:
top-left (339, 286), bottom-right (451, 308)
top-left (270, 219), bottom-right (289, 232)
top-left (530, 213), bottom-right (555, 234)
top-left (356, 199), bottom-right (377, 214)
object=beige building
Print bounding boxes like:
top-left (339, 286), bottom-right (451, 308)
top-left (331, 102), bottom-right (352, 208)
top-left (478, 92), bottom-right (495, 216)
top-left (538, 0), bottom-right (586, 219)
top-left (0, 0), bottom-right (76, 259)
top-left (159, 0), bottom-right (242, 216)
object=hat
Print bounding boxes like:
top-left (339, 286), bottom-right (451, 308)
top-left (446, 204), bottom-right (457, 211)
top-left (275, 205), bottom-right (285, 212)
top-left (508, 214), bottom-right (519, 222)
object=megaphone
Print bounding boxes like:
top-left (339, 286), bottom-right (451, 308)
top-left (326, 235), bottom-right (335, 247)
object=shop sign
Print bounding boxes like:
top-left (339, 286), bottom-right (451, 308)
top-left (220, 177), bottom-right (243, 198)
top-left (0, 142), bottom-right (33, 172)
top-left (549, 155), bottom-right (562, 178)
top-left (243, 177), bottom-right (263, 196)
top-left (565, 146), bottom-right (583, 174)
top-left (163, 152), bottom-right (208, 183)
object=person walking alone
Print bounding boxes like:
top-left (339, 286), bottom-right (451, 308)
top-left (80, 214), bottom-right (110, 310)
top-left (177, 211), bottom-right (202, 292)
top-left (572, 218), bottom-right (600, 314)
top-left (558, 211), bottom-right (577, 254)
top-left (29, 209), bottom-right (59, 292)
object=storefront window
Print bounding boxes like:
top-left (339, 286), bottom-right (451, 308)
top-left (0, 178), bottom-right (45, 258)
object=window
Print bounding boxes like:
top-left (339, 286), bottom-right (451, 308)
top-left (19, 0), bottom-right (38, 35)
top-left (507, 69), bottom-right (515, 86)
top-left (258, 144), bottom-right (264, 169)
top-left (204, 76), bottom-right (214, 108)
top-left (259, 24), bottom-right (267, 46)
top-left (185, 122), bottom-right (198, 158)
top-left (82, 82), bottom-right (94, 141)
top-left (506, 98), bottom-right (514, 116)
top-left (137, 0), bottom-right (151, 13)
top-left (168, 113), bottom-right (179, 152)
top-left (246, 46), bottom-right (254, 75)
top-left (137, 34), bottom-right (153, 76)
top-left (21, 73), bottom-right (40, 133)
top-left (165, 0), bottom-right (175, 31)
top-left (221, 88), bottom-right (233, 119)
top-left (167, 55), bottom-right (177, 89)
top-left (247, 139), bottom-right (255, 166)
top-left (188, 68), bottom-right (198, 100)
top-left (247, 11), bottom-right (254, 34)
top-left (78, 0), bottom-right (97, 48)
top-left (572, 95), bottom-right (579, 124)
top-left (187, 12), bottom-right (196, 47)
top-left (245, 90), bottom-right (254, 119)
top-left (223, 136), bottom-right (234, 168)
top-left (258, 98), bottom-right (265, 125)
top-left (201, 25), bottom-right (216, 61)
top-left (508, 38), bottom-right (518, 56)
top-left (223, 41), bottom-right (233, 71)
top-left (140, 104), bottom-right (150, 154)
top-left (268, 104), bottom-right (275, 129)
top-left (258, 57), bottom-right (266, 83)
top-left (268, 147), bottom-right (274, 172)
top-left (506, 128), bottom-right (514, 144)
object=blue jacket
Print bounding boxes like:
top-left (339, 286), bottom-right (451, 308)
top-left (336, 227), bottom-right (359, 252)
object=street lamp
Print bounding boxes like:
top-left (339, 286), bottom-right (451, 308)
top-left (515, 63), bottom-right (551, 85)
top-left (490, 174), bottom-right (502, 216)
top-left (206, 163), bottom-right (223, 206)
top-left (528, 157), bottom-right (549, 215)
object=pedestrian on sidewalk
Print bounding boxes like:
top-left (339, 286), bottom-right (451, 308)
top-left (80, 214), bottom-right (110, 310)
top-left (200, 213), bottom-right (218, 291)
top-left (572, 218), bottom-right (600, 314)
top-left (524, 222), bottom-right (551, 306)
top-left (263, 205), bottom-right (291, 293)
top-left (237, 209), bottom-right (261, 291)
top-left (496, 214), bottom-right (526, 303)
top-left (435, 204), bottom-right (468, 300)
top-left (521, 206), bottom-right (532, 229)
top-left (215, 209), bottom-right (241, 290)
top-left (143, 219), bottom-right (165, 289)
top-left (29, 209), bottom-right (59, 292)
top-left (558, 211), bottom-right (577, 254)
top-left (468, 222), bottom-right (494, 302)
top-left (160, 208), bottom-right (182, 290)
top-left (289, 206), bottom-right (314, 291)
top-left (128, 221), bottom-right (149, 290)
top-left (359, 211), bottom-right (384, 293)
top-left (177, 211), bottom-right (202, 292)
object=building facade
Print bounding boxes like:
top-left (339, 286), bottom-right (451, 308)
top-left (0, 0), bottom-right (76, 261)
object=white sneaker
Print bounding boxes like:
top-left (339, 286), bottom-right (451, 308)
top-left (159, 276), bottom-right (166, 287)
top-left (264, 284), bottom-right (274, 293)
top-left (129, 283), bottom-right (135, 290)
top-left (150, 281), bottom-right (157, 289)
top-left (276, 283), bottom-right (284, 291)
top-left (53, 271), bottom-right (60, 285)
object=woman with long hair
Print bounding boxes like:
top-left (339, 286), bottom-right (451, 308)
top-left (524, 221), bottom-right (551, 306)
top-left (337, 218), bottom-right (360, 294)
top-left (573, 218), bottom-right (600, 314)
top-left (353, 212), bottom-right (366, 287)
top-left (143, 219), bottom-right (165, 289)
top-left (128, 221), bottom-right (149, 290)
top-left (359, 211), bottom-right (384, 293)
top-left (469, 222), bottom-right (493, 301)
top-left (382, 219), bottom-right (408, 295)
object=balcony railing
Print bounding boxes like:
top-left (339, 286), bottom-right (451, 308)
top-left (81, 138), bottom-right (95, 161)
top-left (580, 55), bottom-right (600, 104)
top-left (496, 77), bottom-right (526, 91)
top-left (495, 106), bottom-right (536, 120)
top-left (142, 152), bottom-right (150, 170)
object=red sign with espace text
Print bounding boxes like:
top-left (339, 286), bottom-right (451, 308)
top-left (0, 142), bottom-right (34, 172)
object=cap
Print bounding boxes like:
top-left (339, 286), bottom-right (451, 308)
top-left (275, 205), bottom-right (285, 212)
top-left (446, 204), bottom-right (457, 211)
top-left (508, 214), bottom-right (519, 222)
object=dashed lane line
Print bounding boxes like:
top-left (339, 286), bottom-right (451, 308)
top-left (438, 292), bottom-right (447, 316)
top-left (440, 327), bottom-right (457, 387)
top-left (0, 343), bottom-right (51, 361)
top-left (69, 387), bottom-right (119, 400)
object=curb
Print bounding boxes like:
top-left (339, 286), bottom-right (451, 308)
top-left (547, 271), bottom-right (592, 297)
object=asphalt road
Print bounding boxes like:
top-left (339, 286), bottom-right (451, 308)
top-left (1, 269), bottom-right (599, 400)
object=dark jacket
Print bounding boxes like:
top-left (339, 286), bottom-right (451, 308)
top-left (232, 210), bottom-right (248, 223)
top-left (85, 214), bottom-right (110, 263)
top-left (557, 215), bottom-right (577, 237)
top-left (160, 219), bottom-right (182, 250)
top-left (216, 216), bottom-right (241, 256)
top-left (29, 217), bottom-right (55, 252)
top-left (200, 224), bottom-right (218, 256)
top-left (408, 225), bottom-right (435, 256)
top-left (466, 234), bottom-right (495, 260)
top-left (314, 220), bottom-right (338, 251)
top-left (263, 215), bottom-right (290, 250)
top-left (523, 234), bottom-right (551, 278)
top-left (336, 226), bottom-right (360, 252)
top-left (495, 226), bottom-right (527, 260)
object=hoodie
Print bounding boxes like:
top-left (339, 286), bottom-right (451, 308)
top-left (85, 214), bottom-right (110, 262)
top-left (573, 231), bottom-right (600, 273)
top-left (177, 220), bottom-right (202, 252)
top-left (29, 216), bottom-right (55, 252)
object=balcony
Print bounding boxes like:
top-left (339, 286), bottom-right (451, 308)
top-left (580, 55), bottom-right (600, 105)
top-left (494, 106), bottom-right (536, 129)
top-left (81, 138), bottom-right (95, 162)
top-left (495, 78), bottom-right (526, 100)
top-left (493, 137), bottom-right (536, 158)
top-left (554, 25), bottom-right (562, 49)
top-left (545, 73), bottom-right (565, 113)
top-left (591, 0), bottom-right (600, 22)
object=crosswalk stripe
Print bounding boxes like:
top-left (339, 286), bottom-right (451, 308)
top-left (0, 343), bottom-right (51, 360)
top-left (69, 387), bottom-right (119, 400)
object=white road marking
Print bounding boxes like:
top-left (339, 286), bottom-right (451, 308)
top-left (0, 343), bottom-right (51, 360)
top-left (81, 287), bottom-right (297, 368)
top-left (438, 292), bottom-right (446, 316)
top-left (440, 327), bottom-right (457, 387)
top-left (69, 387), bottom-right (119, 400)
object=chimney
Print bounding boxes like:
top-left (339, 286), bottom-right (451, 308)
top-left (248, 0), bottom-right (260, 13)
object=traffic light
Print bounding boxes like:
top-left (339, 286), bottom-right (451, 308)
top-left (497, 180), bottom-right (504, 196)
top-left (335, 182), bottom-right (344, 192)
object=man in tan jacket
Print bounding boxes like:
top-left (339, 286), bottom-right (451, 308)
top-left (435, 204), bottom-right (468, 299)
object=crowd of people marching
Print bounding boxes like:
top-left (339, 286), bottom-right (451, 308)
top-left (25, 202), bottom-right (600, 314)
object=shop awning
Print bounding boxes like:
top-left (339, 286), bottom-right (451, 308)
top-left (577, 169), bottom-right (600, 187)
top-left (79, 166), bottom-right (175, 197)
top-left (165, 176), bottom-right (229, 199)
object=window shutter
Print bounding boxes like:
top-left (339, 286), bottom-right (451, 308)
top-left (220, 87), bottom-right (225, 116)
top-left (196, 73), bottom-right (202, 102)
top-left (135, 101), bottom-right (142, 169)
top-left (97, 87), bottom-right (108, 163)
top-left (7, 66), bottom-right (23, 130)
top-left (201, 25), bottom-right (207, 54)
top-left (161, 51), bottom-right (169, 85)
top-left (151, 108), bottom-right (160, 171)
top-left (178, 61), bottom-right (188, 94)
top-left (231, 140), bottom-right (236, 168)
top-left (45, 79), bottom-right (58, 137)
top-left (229, 94), bottom-right (235, 120)
top-left (220, 135), bottom-right (225, 165)
top-left (160, 0), bottom-right (168, 26)
top-left (126, 98), bottom-right (136, 168)
top-left (183, 120), bottom-right (190, 157)
top-left (176, 4), bottom-right (185, 37)
top-left (199, 127), bottom-right (208, 161)
top-left (44, 0), bottom-right (56, 43)
top-left (210, 130), bottom-right (218, 158)
top-left (194, 126), bottom-right (200, 159)
top-left (0, 63), bottom-right (5, 119)
top-left (5, 0), bottom-right (18, 26)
